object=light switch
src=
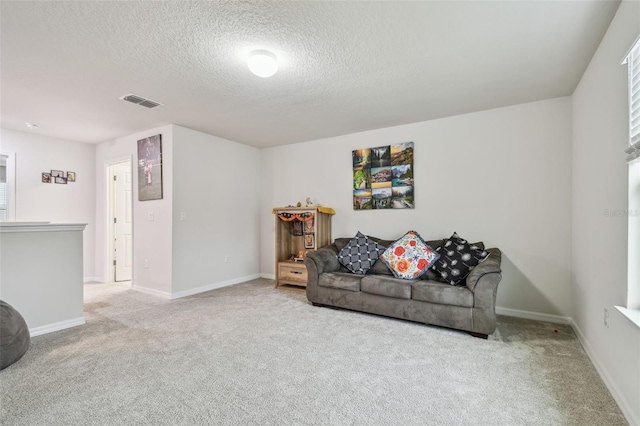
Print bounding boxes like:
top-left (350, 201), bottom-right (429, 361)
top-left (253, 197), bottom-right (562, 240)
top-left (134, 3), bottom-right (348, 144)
top-left (180, 212), bottom-right (187, 221)
top-left (148, 212), bottom-right (154, 221)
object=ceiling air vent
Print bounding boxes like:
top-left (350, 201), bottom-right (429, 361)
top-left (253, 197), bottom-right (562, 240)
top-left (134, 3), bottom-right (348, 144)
top-left (119, 93), bottom-right (163, 109)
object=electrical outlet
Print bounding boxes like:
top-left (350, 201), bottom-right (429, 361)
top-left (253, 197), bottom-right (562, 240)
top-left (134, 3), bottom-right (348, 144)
top-left (224, 255), bottom-right (230, 264)
top-left (144, 258), bottom-right (149, 269)
top-left (180, 211), bottom-right (187, 221)
top-left (148, 212), bottom-right (154, 221)
top-left (604, 308), bottom-right (609, 328)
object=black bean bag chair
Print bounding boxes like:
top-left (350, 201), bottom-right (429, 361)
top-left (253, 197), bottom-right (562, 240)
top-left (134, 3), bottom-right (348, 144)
top-left (0, 300), bottom-right (30, 370)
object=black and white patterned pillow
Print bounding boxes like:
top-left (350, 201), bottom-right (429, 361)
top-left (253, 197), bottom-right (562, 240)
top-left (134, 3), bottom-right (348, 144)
top-left (338, 232), bottom-right (386, 275)
top-left (433, 232), bottom-right (489, 285)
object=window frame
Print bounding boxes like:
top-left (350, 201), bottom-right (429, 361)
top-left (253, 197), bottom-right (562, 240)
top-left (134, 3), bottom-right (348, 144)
top-left (617, 35), bottom-right (640, 325)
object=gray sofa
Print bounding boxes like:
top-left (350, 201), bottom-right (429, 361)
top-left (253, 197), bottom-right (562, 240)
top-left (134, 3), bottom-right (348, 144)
top-left (303, 236), bottom-right (502, 338)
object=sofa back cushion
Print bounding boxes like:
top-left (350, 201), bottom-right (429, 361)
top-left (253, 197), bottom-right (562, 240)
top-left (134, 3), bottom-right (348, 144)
top-left (370, 259), bottom-right (394, 276)
top-left (334, 236), bottom-right (447, 276)
top-left (334, 238), bottom-right (353, 251)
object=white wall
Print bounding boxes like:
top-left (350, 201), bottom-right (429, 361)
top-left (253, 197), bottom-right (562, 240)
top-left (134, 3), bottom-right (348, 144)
top-left (260, 97), bottom-right (573, 317)
top-left (0, 224), bottom-right (86, 335)
top-left (95, 125), bottom-right (173, 296)
top-left (0, 128), bottom-right (96, 279)
top-left (171, 126), bottom-right (261, 297)
top-left (571, 0), bottom-right (640, 423)
top-left (95, 124), bottom-right (261, 298)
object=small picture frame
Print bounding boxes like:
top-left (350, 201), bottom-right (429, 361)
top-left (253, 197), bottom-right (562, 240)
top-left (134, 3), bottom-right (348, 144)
top-left (67, 172), bottom-right (76, 182)
top-left (55, 176), bottom-right (67, 184)
top-left (42, 172), bottom-right (51, 183)
top-left (51, 170), bottom-right (64, 178)
top-left (292, 221), bottom-right (303, 236)
top-left (303, 218), bottom-right (314, 233)
top-left (304, 234), bottom-right (315, 249)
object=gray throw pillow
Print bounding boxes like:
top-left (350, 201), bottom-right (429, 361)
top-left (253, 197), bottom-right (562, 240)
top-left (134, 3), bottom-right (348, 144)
top-left (337, 232), bottom-right (386, 275)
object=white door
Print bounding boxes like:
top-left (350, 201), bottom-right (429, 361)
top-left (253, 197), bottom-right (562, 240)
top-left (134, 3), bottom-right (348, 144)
top-left (114, 162), bottom-right (132, 282)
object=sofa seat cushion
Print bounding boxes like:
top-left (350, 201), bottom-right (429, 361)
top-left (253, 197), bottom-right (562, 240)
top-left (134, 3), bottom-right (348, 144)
top-left (412, 281), bottom-right (473, 308)
top-left (318, 273), bottom-right (362, 292)
top-left (361, 275), bottom-right (412, 299)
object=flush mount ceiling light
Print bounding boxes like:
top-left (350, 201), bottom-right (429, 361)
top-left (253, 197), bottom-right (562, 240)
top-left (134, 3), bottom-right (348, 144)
top-left (247, 50), bottom-right (278, 78)
top-left (25, 123), bottom-right (38, 129)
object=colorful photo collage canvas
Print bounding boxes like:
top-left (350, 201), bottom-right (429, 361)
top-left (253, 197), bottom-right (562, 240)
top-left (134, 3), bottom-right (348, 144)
top-left (352, 142), bottom-right (414, 210)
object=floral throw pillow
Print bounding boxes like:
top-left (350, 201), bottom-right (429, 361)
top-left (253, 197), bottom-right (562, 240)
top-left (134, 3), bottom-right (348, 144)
top-left (433, 232), bottom-right (489, 285)
top-left (380, 231), bottom-right (440, 280)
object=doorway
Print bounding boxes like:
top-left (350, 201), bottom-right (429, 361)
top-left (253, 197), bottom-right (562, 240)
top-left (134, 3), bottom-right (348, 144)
top-left (108, 159), bottom-right (133, 282)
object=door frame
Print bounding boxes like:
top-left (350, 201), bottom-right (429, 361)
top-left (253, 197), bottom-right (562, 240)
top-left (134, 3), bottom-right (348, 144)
top-left (105, 156), bottom-right (133, 284)
top-left (0, 151), bottom-right (16, 221)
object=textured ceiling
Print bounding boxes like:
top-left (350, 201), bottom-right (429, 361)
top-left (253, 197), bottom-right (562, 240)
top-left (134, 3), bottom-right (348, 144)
top-left (1, 0), bottom-right (620, 148)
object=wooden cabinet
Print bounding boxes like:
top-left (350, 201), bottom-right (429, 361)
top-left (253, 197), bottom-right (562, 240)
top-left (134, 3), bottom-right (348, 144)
top-left (273, 206), bottom-right (335, 288)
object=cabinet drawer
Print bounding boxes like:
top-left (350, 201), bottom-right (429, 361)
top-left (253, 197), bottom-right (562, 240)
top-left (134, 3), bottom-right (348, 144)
top-left (279, 263), bottom-right (308, 283)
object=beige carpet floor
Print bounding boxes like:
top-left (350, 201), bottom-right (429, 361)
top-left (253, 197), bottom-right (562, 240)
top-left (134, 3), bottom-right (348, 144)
top-left (0, 279), bottom-right (627, 425)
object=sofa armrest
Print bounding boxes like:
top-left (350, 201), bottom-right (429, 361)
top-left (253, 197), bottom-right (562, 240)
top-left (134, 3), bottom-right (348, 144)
top-left (305, 244), bottom-right (341, 275)
top-left (466, 248), bottom-right (501, 292)
top-left (304, 244), bottom-right (340, 303)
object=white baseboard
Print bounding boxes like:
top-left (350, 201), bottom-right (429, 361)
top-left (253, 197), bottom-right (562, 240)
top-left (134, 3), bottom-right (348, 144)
top-left (131, 285), bottom-right (172, 299)
top-left (261, 273), bottom-right (276, 280)
top-left (170, 274), bottom-right (261, 300)
top-left (83, 276), bottom-right (103, 283)
top-left (496, 306), bottom-right (572, 324)
top-left (29, 316), bottom-right (85, 337)
top-left (571, 320), bottom-right (639, 426)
